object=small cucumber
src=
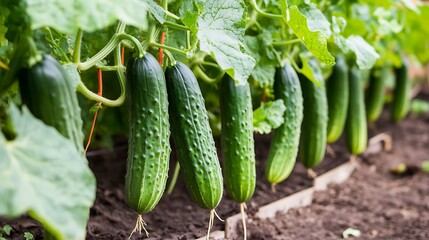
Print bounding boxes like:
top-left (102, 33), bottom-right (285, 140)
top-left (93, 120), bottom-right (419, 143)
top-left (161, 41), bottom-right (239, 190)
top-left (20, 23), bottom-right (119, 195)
top-left (124, 53), bottom-right (170, 214)
top-left (299, 75), bottom-right (328, 169)
top-left (220, 74), bottom-right (255, 203)
top-left (392, 59), bottom-right (411, 122)
top-left (165, 62), bottom-right (223, 210)
top-left (366, 66), bottom-right (388, 123)
top-left (265, 63), bottom-right (303, 184)
top-left (326, 56), bottom-right (349, 143)
top-left (346, 66), bottom-right (368, 155)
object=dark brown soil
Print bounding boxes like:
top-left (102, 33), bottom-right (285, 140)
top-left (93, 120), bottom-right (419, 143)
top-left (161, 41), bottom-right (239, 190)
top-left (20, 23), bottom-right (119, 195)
top-left (248, 106), bottom-right (429, 239)
top-left (1, 94), bottom-right (429, 240)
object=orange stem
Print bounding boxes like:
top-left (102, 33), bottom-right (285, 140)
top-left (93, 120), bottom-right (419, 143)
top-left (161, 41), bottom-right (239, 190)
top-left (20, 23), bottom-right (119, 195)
top-left (121, 47), bottom-right (125, 65)
top-left (158, 32), bottom-right (166, 65)
top-left (84, 69), bottom-right (103, 154)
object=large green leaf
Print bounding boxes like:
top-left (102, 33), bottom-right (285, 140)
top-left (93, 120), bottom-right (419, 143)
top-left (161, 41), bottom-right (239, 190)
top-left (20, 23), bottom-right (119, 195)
top-left (25, 0), bottom-right (164, 34)
top-left (0, 105), bottom-right (96, 240)
top-left (284, 5), bottom-right (335, 66)
top-left (196, 0), bottom-right (256, 85)
top-left (346, 35), bottom-right (379, 69)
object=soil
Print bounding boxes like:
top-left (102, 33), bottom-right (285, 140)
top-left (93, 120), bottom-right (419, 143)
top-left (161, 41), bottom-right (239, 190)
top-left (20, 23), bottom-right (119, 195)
top-left (1, 93), bottom-right (429, 240)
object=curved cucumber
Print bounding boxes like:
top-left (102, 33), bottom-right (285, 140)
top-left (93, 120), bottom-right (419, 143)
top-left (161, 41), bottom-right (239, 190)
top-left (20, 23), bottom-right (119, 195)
top-left (220, 74), bottom-right (255, 203)
top-left (326, 56), bottom-right (349, 143)
top-left (392, 59), bottom-right (411, 122)
top-left (124, 53), bottom-right (171, 214)
top-left (19, 54), bottom-right (84, 153)
top-left (299, 75), bottom-right (328, 169)
top-left (366, 66), bottom-right (387, 123)
top-left (165, 62), bottom-right (223, 210)
top-left (265, 63), bottom-right (303, 183)
top-left (346, 66), bottom-right (368, 155)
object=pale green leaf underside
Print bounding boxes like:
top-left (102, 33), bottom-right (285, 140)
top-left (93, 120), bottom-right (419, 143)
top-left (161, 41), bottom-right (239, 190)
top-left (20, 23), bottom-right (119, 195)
top-left (196, 0), bottom-right (256, 85)
top-left (0, 105), bottom-right (96, 240)
top-left (296, 54), bottom-right (324, 86)
top-left (346, 35), bottom-right (380, 70)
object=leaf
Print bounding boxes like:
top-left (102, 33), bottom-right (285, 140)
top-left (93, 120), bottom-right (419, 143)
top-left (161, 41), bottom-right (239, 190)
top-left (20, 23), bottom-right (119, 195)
top-left (196, 0), bottom-right (256, 85)
top-left (400, 0), bottom-right (419, 13)
top-left (298, 4), bottom-right (331, 38)
top-left (0, 6), bottom-right (9, 47)
top-left (411, 99), bottom-right (429, 115)
top-left (422, 161), bottom-right (429, 173)
top-left (0, 105), bottom-right (96, 240)
top-left (296, 54), bottom-right (324, 86)
top-left (346, 35), bottom-right (379, 69)
top-left (245, 33), bottom-right (277, 89)
top-left (25, 0), bottom-right (164, 35)
top-left (23, 232), bottom-right (34, 240)
top-left (284, 5), bottom-right (335, 66)
top-left (2, 225), bottom-right (12, 236)
top-left (253, 100), bottom-right (286, 134)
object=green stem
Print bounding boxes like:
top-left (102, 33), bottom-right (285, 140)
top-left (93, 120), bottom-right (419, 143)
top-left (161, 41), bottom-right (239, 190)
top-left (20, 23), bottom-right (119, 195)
top-left (250, 0), bottom-right (282, 19)
top-left (163, 49), bottom-right (176, 66)
top-left (186, 31), bottom-right (191, 49)
top-left (167, 162), bottom-right (181, 195)
top-left (149, 42), bottom-right (188, 55)
top-left (272, 39), bottom-right (301, 46)
top-left (26, 36), bottom-right (42, 67)
top-left (165, 11), bottom-right (180, 20)
top-left (194, 65), bottom-right (223, 84)
top-left (95, 65), bottom-right (124, 71)
top-left (200, 61), bottom-right (223, 71)
top-left (77, 82), bottom-right (125, 107)
top-left (163, 21), bottom-right (190, 31)
top-left (73, 29), bottom-right (83, 63)
top-left (78, 33), bottom-right (144, 70)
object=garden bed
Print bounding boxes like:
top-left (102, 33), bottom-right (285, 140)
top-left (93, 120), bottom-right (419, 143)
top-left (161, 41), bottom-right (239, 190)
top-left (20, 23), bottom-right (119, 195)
top-left (1, 95), bottom-right (429, 240)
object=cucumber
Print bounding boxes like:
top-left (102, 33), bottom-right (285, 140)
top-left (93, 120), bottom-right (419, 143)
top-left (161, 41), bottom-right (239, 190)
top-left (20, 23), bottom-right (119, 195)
top-left (366, 66), bottom-right (387, 123)
top-left (299, 75), bottom-right (328, 169)
top-left (346, 66), bottom-right (367, 155)
top-left (165, 62), bottom-right (223, 210)
top-left (19, 54), bottom-right (84, 153)
top-left (220, 74), bottom-right (255, 203)
top-left (326, 56), bottom-right (349, 143)
top-left (124, 53), bottom-right (170, 215)
top-left (265, 63), bottom-right (303, 183)
top-left (392, 59), bottom-right (411, 122)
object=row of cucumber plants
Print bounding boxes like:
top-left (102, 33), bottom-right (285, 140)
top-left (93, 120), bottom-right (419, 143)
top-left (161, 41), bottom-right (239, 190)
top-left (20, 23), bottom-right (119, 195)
top-left (0, 0), bottom-right (428, 239)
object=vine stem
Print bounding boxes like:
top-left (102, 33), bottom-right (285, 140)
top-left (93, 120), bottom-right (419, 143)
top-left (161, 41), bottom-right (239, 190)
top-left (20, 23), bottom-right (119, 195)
top-left (78, 33), bottom-right (143, 71)
top-left (73, 29), bottom-right (83, 63)
top-left (84, 69), bottom-right (103, 154)
top-left (166, 162), bottom-right (180, 195)
top-left (149, 42), bottom-right (188, 55)
top-left (158, 32), bottom-right (166, 65)
top-left (272, 39), bottom-right (301, 46)
top-left (163, 21), bottom-right (190, 30)
top-left (250, 0), bottom-right (282, 19)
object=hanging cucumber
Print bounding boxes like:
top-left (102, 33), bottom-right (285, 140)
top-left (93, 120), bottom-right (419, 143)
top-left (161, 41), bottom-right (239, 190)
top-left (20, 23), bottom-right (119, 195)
top-left (346, 66), bottom-right (368, 155)
top-left (165, 62), bottom-right (223, 237)
top-left (366, 66), bottom-right (388, 123)
top-left (392, 59), bottom-right (411, 122)
top-left (124, 53), bottom-right (171, 236)
top-left (265, 63), bottom-right (303, 184)
top-left (326, 56), bottom-right (349, 143)
top-left (19, 54), bottom-right (84, 153)
top-left (219, 74), bottom-right (255, 240)
top-left (299, 75), bottom-right (328, 169)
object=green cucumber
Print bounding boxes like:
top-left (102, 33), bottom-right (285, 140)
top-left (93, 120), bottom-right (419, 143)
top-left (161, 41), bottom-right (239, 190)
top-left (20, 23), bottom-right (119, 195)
top-left (265, 63), bottom-right (303, 183)
top-left (124, 53), bottom-right (170, 215)
top-left (299, 75), bottom-right (328, 169)
top-left (366, 66), bottom-right (387, 123)
top-left (19, 54), bottom-right (84, 153)
top-left (220, 74), bottom-right (255, 203)
top-left (346, 66), bottom-right (367, 155)
top-left (326, 56), bottom-right (349, 143)
top-left (165, 62), bottom-right (223, 210)
top-left (392, 59), bottom-right (411, 122)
